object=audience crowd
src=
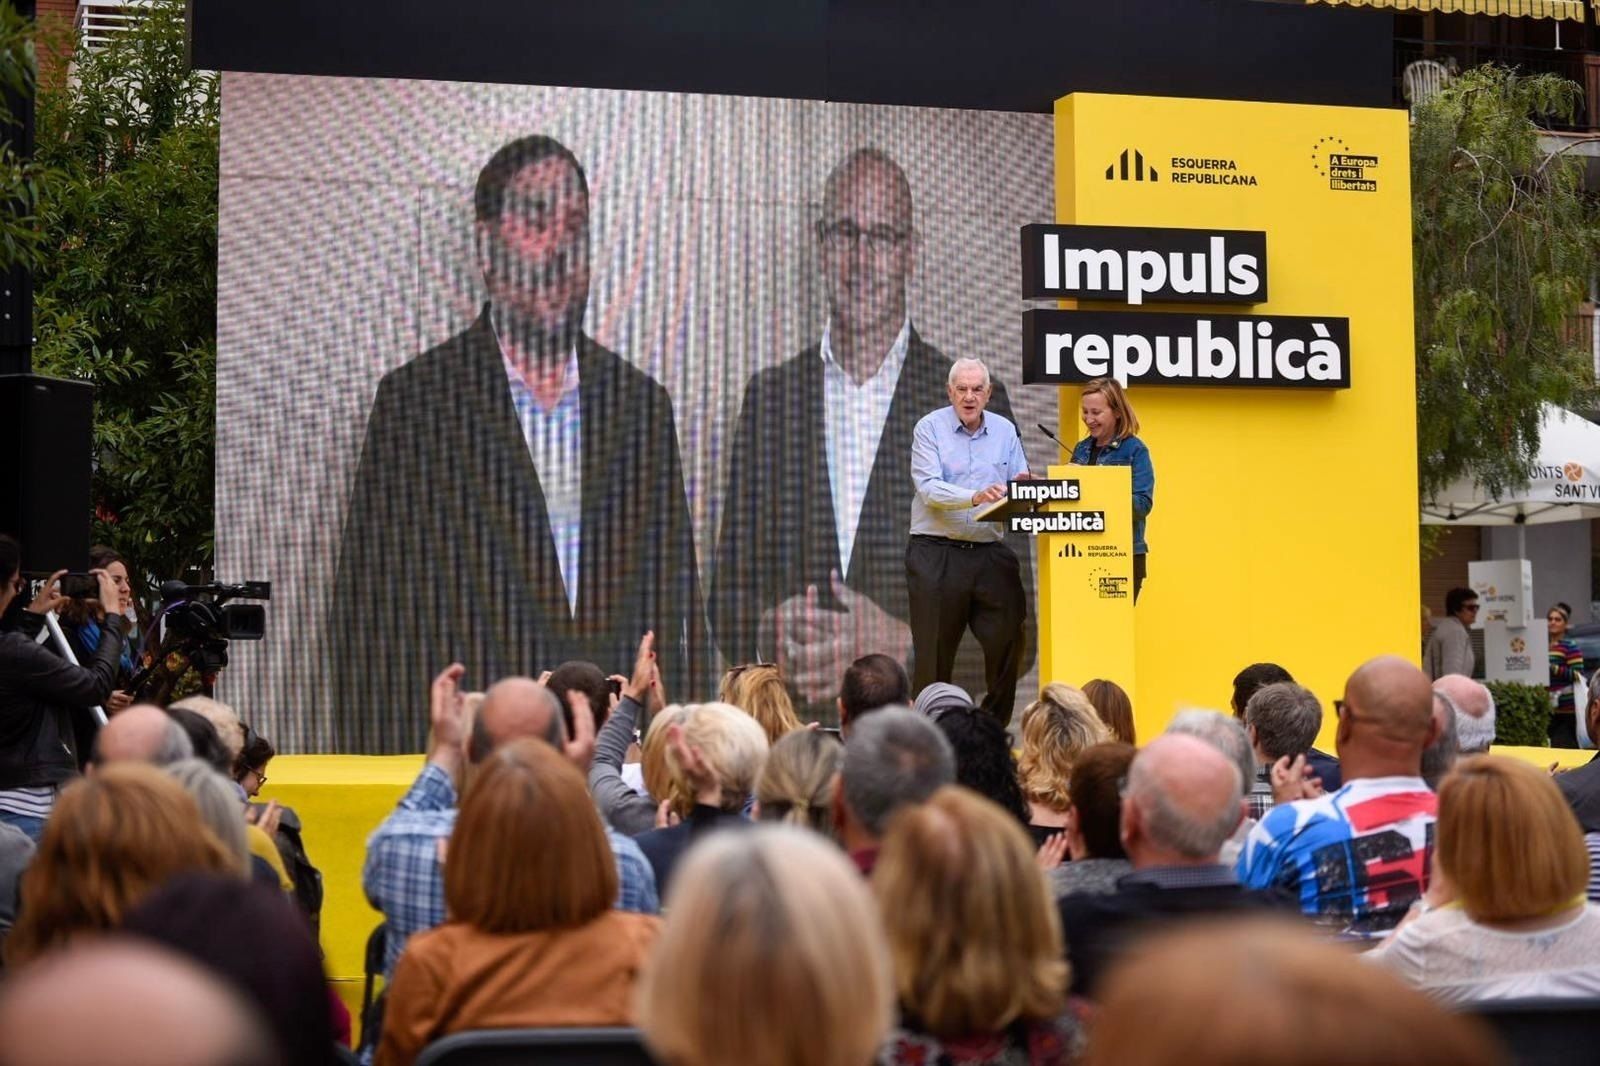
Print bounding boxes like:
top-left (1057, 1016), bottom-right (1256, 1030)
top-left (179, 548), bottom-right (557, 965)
top-left (7, 534), bottom-right (1600, 1064)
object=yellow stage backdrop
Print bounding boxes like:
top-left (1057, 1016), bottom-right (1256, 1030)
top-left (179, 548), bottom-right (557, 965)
top-left (1046, 93), bottom-right (1418, 745)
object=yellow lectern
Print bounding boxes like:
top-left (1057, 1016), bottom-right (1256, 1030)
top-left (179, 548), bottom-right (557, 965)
top-left (981, 465), bottom-right (1136, 699)
top-left (1032, 464), bottom-right (1135, 698)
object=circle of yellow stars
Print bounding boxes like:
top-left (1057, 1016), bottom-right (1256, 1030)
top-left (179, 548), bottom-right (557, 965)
top-left (1310, 135), bottom-right (1350, 177)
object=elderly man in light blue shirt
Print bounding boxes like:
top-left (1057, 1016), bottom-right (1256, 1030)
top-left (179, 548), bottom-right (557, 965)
top-left (907, 357), bottom-right (1031, 724)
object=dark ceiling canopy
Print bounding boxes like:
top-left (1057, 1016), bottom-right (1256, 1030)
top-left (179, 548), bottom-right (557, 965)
top-left (186, 0), bottom-right (1392, 112)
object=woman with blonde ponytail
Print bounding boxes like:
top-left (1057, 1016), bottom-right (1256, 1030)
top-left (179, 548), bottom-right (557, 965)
top-left (755, 729), bottom-right (844, 840)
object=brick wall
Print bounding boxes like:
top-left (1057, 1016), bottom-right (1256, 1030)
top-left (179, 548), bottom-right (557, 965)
top-left (36, 0), bottom-right (76, 85)
top-left (1422, 525), bottom-right (1482, 620)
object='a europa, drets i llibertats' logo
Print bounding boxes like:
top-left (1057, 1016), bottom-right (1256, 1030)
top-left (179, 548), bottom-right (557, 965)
top-left (1311, 136), bottom-right (1379, 193)
top-left (1087, 566), bottom-right (1130, 600)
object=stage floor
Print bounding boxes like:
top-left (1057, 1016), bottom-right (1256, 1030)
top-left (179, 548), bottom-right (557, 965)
top-left (260, 743), bottom-right (1596, 1039)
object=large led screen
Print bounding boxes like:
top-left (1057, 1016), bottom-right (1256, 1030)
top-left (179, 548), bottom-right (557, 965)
top-left (216, 74), bottom-right (1054, 751)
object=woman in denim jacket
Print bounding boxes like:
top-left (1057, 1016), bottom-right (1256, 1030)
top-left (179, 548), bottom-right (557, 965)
top-left (1069, 378), bottom-right (1155, 601)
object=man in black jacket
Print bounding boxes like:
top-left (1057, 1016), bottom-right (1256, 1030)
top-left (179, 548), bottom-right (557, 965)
top-left (1057, 733), bottom-right (1283, 997)
top-left (710, 148), bottom-right (1032, 723)
top-left (0, 535), bottom-right (129, 839)
top-left (1558, 669), bottom-right (1600, 831)
top-left (330, 135), bottom-right (706, 753)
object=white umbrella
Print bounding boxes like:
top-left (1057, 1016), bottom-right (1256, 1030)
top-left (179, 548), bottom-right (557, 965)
top-left (1422, 404), bottom-right (1600, 537)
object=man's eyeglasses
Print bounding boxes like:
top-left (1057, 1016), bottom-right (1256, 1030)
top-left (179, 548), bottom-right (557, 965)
top-left (1334, 699), bottom-right (1374, 723)
top-left (817, 219), bottom-right (912, 254)
top-left (248, 767), bottom-right (268, 786)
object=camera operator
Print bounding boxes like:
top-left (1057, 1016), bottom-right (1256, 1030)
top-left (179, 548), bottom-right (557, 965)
top-left (0, 535), bottom-right (131, 840)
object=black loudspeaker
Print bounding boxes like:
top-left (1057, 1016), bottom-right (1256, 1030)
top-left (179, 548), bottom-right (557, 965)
top-left (0, 373), bottom-right (94, 574)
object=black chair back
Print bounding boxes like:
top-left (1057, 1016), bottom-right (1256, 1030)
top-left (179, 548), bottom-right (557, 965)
top-left (1468, 996), bottom-right (1600, 1066)
top-left (357, 922), bottom-right (388, 1055)
top-left (414, 1027), bottom-right (655, 1066)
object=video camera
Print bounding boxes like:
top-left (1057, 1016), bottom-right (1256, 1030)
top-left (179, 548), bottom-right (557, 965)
top-left (127, 579), bottom-right (271, 703)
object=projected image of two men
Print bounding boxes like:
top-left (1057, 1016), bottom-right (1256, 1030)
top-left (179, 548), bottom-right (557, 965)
top-left (214, 78), bottom-right (1051, 751)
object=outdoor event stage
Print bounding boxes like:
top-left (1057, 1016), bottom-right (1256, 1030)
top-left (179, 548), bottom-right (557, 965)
top-left (270, 743), bottom-right (1598, 1038)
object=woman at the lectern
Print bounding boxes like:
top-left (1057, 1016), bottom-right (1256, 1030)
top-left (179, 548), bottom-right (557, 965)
top-left (1070, 378), bottom-right (1155, 602)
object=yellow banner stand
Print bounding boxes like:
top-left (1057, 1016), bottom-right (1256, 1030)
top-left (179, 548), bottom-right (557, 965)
top-left (1040, 93), bottom-right (1418, 746)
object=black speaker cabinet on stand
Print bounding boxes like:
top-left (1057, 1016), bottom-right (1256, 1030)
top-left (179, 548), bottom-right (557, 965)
top-left (0, 373), bottom-right (93, 574)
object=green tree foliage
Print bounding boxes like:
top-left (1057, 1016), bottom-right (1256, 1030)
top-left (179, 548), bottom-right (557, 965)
top-left (0, 2), bottom-right (45, 268)
top-left (1413, 66), bottom-right (1600, 502)
top-left (29, 0), bottom-right (218, 594)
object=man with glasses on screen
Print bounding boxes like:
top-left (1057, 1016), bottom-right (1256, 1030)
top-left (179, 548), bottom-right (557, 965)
top-left (330, 135), bottom-right (705, 753)
top-left (1423, 587), bottom-right (1479, 681)
top-left (711, 147), bottom-right (1031, 725)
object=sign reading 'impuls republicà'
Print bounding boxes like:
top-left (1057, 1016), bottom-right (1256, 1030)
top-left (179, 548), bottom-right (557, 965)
top-left (1019, 222), bottom-right (1349, 388)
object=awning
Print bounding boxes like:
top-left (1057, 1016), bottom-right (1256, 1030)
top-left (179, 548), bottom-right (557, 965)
top-left (1309, 0), bottom-right (1586, 20)
top-left (1422, 405), bottom-right (1600, 527)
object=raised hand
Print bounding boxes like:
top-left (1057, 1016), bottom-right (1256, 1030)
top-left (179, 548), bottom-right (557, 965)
top-left (247, 799), bottom-right (283, 839)
top-left (624, 631), bottom-right (656, 703)
top-left (654, 799), bottom-right (681, 829)
top-left (1269, 754), bottom-right (1324, 806)
top-left (90, 568), bottom-right (126, 616)
top-left (668, 722), bottom-right (721, 807)
top-left (427, 663), bottom-right (468, 777)
top-left (1036, 831), bottom-right (1068, 871)
top-left (27, 570), bottom-right (67, 616)
top-left (564, 690), bottom-right (598, 771)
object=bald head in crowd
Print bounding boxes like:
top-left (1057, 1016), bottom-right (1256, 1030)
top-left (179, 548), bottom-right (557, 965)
top-left (1121, 734), bottom-right (1245, 866)
top-left (0, 940), bottom-right (279, 1066)
top-left (91, 704), bottom-right (193, 768)
top-left (467, 677), bottom-right (565, 762)
top-left (1339, 656), bottom-right (1438, 779)
top-left (1432, 674), bottom-right (1496, 754)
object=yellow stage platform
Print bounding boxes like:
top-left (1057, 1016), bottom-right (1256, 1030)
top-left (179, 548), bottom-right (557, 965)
top-left (258, 755), bottom-right (423, 1032)
top-left (261, 743), bottom-right (1596, 1038)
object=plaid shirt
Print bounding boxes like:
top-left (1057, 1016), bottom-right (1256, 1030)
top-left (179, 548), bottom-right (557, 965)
top-left (1248, 770), bottom-right (1276, 821)
top-left (363, 762), bottom-right (659, 975)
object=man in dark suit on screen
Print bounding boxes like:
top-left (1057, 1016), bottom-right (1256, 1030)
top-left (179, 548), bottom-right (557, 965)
top-left (330, 135), bottom-right (706, 753)
top-left (710, 148), bottom-right (1032, 724)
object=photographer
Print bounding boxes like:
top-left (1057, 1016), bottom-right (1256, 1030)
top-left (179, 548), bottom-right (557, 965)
top-left (0, 535), bottom-right (131, 840)
top-left (56, 545), bottom-right (138, 715)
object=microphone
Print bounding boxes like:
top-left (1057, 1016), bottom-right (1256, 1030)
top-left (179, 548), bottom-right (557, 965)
top-left (1036, 423), bottom-right (1070, 454)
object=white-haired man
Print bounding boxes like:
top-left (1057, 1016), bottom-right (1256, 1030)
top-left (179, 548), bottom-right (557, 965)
top-left (1432, 674), bottom-right (1496, 755)
top-left (906, 355), bottom-right (1032, 724)
top-left (1056, 734), bottom-right (1280, 996)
